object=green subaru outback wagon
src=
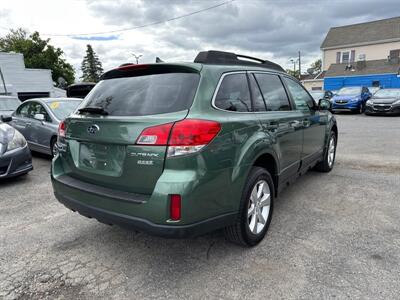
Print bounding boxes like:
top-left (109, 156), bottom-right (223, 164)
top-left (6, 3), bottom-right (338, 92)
top-left (52, 51), bottom-right (337, 246)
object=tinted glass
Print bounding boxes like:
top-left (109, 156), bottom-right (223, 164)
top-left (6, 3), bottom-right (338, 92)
top-left (337, 87), bottom-right (361, 96)
top-left (249, 74), bottom-right (266, 112)
top-left (17, 102), bottom-right (31, 118)
top-left (46, 100), bottom-right (81, 120)
top-left (0, 97), bottom-right (20, 111)
top-left (283, 77), bottom-right (313, 111)
top-left (17, 102), bottom-right (49, 121)
top-left (80, 73), bottom-right (199, 116)
top-left (373, 89), bottom-right (400, 98)
top-left (254, 74), bottom-right (290, 111)
top-left (215, 74), bottom-right (251, 112)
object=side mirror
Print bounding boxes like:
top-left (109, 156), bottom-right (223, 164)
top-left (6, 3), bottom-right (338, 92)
top-left (34, 113), bottom-right (45, 121)
top-left (318, 99), bottom-right (331, 111)
top-left (0, 115), bottom-right (12, 122)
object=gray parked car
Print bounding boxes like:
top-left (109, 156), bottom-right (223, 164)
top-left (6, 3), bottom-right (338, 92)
top-left (0, 95), bottom-right (21, 117)
top-left (9, 98), bottom-right (81, 156)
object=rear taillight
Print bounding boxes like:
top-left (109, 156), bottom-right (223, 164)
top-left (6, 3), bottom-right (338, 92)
top-left (136, 119), bottom-right (221, 157)
top-left (136, 123), bottom-right (173, 145)
top-left (58, 121), bottom-right (66, 138)
top-left (168, 119), bottom-right (221, 157)
top-left (170, 194), bottom-right (181, 221)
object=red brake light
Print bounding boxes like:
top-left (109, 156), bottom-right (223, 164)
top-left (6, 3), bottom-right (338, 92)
top-left (117, 64), bottom-right (149, 71)
top-left (136, 122), bottom-right (173, 145)
top-left (136, 119), bottom-right (221, 156)
top-left (169, 119), bottom-right (221, 146)
top-left (58, 121), bottom-right (66, 138)
top-left (170, 194), bottom-right (181, 221)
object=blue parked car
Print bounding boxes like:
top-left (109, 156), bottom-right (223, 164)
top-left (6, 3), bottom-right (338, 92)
top-left (331, 86), bottom-right (372, 114)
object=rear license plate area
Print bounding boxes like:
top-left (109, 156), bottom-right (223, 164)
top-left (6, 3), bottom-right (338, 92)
top-left (78, 143), bottom-right (125, 176)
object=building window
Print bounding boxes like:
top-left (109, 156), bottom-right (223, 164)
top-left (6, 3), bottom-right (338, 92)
top-left (342, 52), bottom-right (350, 63)
top-left (336, 52), bottom-right (341, 63)
top-left (350, 50), bottom-right (355, 62)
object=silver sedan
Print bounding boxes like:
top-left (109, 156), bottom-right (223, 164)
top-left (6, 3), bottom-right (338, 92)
top-left (9, 98), bottom-right (81, 156)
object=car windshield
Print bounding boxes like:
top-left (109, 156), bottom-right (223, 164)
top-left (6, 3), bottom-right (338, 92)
top-left (373, 89), bottom-right (400, 98)
top-left (0, 97), bottom-right (20, 111)
top-left (337, 87), bottom-right (361, 96)
top-left (46, 100), bottom-right (81, 120)
top-left (79, 73), bottom-right (200, 116)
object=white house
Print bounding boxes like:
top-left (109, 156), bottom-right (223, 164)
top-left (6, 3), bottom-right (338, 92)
top-left (0, 52), bottom-right (66, 100)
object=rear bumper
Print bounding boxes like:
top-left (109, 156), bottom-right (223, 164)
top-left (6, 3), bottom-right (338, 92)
top-left (53, 187), bottom-right (236, 238)
top-left (0, 145), bottom-right (33, 179)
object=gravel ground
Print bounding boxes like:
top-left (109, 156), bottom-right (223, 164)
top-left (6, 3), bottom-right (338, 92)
top-left (0, 113), bottom-right (399, 299)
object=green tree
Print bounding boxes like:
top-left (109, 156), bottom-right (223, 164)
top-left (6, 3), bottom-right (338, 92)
top-left (286, 69), bottom-right (300, 78)
top-left (80, 45), bottom-right (103, 82)
top-left (310, 59), bottom-right (322, 74)
top-left (0, 28), bottom-right (75, 85)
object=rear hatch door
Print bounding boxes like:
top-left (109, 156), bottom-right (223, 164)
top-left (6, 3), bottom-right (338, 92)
top-left (61, 64), bottom-right (200, 195)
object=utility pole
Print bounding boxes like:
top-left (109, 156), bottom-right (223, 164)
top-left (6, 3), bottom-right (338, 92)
top-left (131, 53), bottom-right (142, 64)
top-left (290, 58), bottom-right (297, 75)
top-left (298, 51), bottom-right (301, 80)
top-left (0, 66), bottom-right (7, 95)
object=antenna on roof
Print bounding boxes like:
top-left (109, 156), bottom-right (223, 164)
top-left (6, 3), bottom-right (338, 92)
top-left (194, 50), bottom-right (285, 72)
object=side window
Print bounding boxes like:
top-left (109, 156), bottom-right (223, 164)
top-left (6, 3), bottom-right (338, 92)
top-left (17, 102), bottom-right (32, 118)
top-left (248, 74), bottom-right (266, 112)
top-left (254, 73), bottom-right (291, 111)
top-left (283, 77), bottom-right (314, 111)
top-left (214, 73), bottom-right (251, 112)
top-left (37, 104), bottom-right (51, 122)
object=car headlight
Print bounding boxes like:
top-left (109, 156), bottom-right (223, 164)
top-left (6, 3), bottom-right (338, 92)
top-left (6, 129), bottom-right (27, 152)
top-left (366, 100), bottom-right (373, 105)
top-left (393, 99), bottom-right (400, 105)
top-left (350, 97), bottom-right (360, 103)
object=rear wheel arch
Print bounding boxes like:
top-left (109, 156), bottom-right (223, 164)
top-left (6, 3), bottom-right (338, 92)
top-left (331, 124), bottom-right (338, 141)
top-left (252, 152), bottom-right (279, 196)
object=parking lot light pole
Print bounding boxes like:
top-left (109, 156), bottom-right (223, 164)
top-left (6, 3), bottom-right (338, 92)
top-left (0, 66), bottom-right (7, 95)
top-left (131, 53), bottom-right (143, 64)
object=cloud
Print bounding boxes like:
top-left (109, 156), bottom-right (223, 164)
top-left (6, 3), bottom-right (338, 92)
top-left (1, 0), bottom-right (399, 79)
top-left (71, 35), bottom-right (119, 41)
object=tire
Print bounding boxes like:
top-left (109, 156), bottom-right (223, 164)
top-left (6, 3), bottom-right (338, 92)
top-left (50, 137), bottom-right (58, 157)
top-left (315, 131), bottom-right (337, 172)
top-left (224, 167), bottom-right (274, 247)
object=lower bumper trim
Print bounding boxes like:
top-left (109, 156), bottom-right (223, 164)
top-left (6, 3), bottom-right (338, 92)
top-left (54, 192), bottom-right (237, 238)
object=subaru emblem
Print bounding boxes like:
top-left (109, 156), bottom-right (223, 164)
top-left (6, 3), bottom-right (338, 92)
top-left (87, 124), bottom-right (100, 135)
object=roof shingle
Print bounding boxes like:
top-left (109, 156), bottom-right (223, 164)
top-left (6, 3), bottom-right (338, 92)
top-left (321, 16), bottom-right (400, 49)
top-left (325, 59), bottom-right (400, 77)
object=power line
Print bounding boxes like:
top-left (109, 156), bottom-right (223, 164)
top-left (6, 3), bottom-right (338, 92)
top-left (42, 0), bottom-right (235, 37)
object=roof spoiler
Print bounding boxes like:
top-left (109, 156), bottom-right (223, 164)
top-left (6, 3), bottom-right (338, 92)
top-left (194, 50), bottom-right (285, 72)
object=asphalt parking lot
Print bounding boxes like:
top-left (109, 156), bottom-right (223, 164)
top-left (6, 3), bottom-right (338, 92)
top-left (1, 114), bottom-right (399, 300)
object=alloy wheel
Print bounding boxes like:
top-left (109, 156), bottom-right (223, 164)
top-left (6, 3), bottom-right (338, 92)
top-left (247, 180), bottom-right (271, 234)
top-left (327, 136), bottom-right (336, 167)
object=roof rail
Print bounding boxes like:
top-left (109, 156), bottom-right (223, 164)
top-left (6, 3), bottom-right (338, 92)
top-left (194, 50), bottom-right (285, 72)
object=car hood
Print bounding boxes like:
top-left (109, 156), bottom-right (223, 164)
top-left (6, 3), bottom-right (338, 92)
top-left (371, 97), bottom-right (399, 104)
top-left (332, 95), bottom-right (360, 101)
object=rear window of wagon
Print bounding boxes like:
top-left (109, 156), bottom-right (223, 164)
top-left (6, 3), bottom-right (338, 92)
top-left (79, 72), bottom-right (200, 116)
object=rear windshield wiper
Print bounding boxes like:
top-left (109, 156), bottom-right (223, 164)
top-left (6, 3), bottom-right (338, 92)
top-left (78, 106), bottom-right (109, 115)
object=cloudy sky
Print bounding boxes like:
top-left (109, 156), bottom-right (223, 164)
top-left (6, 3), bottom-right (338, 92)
top-left (0, 0), bottom-right (399, 79)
